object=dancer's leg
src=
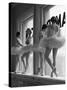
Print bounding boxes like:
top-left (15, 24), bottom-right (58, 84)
top-left (53, 48), bottom-right (58, 67)
top-left (19, 54), bottom-right (22, 73)
top-left (45, 47), bottom-right (52, 69)
top-left (21, 52), bottom-right (30, 73)
top-left (21, 55), bottom-right (26, 74)
top-left (44, 47), bottom-right (57, 76)
top-left (39, 52), bottom-right (44, 76)
top-left (25, 52), bottom-right (30, 72)
top-left (51, 48), bottom-right (58, 76)
top-left (15, 55), bottom-right (19, 73)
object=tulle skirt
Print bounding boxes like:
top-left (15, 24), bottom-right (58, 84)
top-left (11, 46), bottom-right (22, 55)
top-left (39, 36), bottom-right (65, 49)
top-left (11, 36), bottom-right (65, 55)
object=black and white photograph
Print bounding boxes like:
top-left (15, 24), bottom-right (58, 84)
top-left (9, 2), bottom-right (66, 87)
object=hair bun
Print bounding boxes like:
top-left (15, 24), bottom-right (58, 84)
top-left (42, 24), bottom-right (47, 30)
top-left (51, 16), bottom-right (56, 23)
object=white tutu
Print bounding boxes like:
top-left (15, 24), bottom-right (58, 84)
top-left (11, 46), bottom-right (22, 55)
top-left (11, 36), bottom-right (65, 55)
top-left (39, 36), bottom-right (65, 49)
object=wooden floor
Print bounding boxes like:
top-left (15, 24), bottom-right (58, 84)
top-left (9, 72), bottom-right (65, 87)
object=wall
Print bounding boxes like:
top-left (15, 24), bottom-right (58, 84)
top-left (11, 6), bottom-right (17, 72)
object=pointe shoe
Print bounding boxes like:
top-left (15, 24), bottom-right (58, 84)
top-left (51, 67), bottom-right (58, 77)
top-left (22, 71), bottom-right (25, 74)
top-left (51, 72), bottom-right (53, 77)
top-left (37, 68), bottom-right (43, 76)
top-left (41, 73), bottom-right (43, 76)
top-left (22, 68), bottom-right (26, 74)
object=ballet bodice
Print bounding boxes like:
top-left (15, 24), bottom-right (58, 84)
top-left (46, 24), bottom-right (60, 37)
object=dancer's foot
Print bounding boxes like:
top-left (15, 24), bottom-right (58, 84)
top-left (37, 68), bottom-right (43, 76)
top-left (41, 73), bottom-right (43, 76)
top-left (21, 71), bottom-right (25, 74)
top-left (51, 67), bottom-right (58, 77)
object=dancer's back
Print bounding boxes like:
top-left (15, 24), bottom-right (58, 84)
top-left (46, 24), bottom-right (60, 37)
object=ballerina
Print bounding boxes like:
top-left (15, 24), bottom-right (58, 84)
top-left (39, 17), bottom-right (65, 77)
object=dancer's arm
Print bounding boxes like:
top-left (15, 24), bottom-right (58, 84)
top-left (17, 38), bottom-right (24, 47)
